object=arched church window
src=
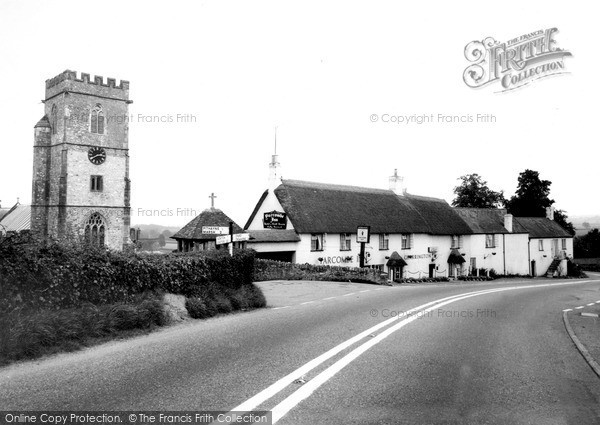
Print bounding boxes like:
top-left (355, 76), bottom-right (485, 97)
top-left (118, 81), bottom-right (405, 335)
top-left (84, 212), bottom-right (106, 247)
top-left (90, 104), bottom-right (105, 134)
top-left (51, 104), bottom-right (58, 135)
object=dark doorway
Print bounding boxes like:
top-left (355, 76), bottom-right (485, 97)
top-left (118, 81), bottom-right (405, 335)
top-left (429, 264), bottom-right (435, 278)
top-left (531, 260), bottom-right (536, 277)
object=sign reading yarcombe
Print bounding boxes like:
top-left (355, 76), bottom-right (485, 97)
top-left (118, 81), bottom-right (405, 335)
top-left (463, 28), bottom-right (572, 92)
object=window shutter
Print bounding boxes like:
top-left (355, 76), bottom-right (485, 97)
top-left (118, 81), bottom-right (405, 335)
top-left (409, 234), bottom-right (414, 249)
top-left (494, 234), bottom-right (499, 248)
top-left (322, 233), bottom-right (326, 250)
top-left (458, 235), bottom-right (463, 248)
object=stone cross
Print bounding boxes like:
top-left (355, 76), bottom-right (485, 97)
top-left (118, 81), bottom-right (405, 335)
top-left (209, 192), bottom-right (217, 208)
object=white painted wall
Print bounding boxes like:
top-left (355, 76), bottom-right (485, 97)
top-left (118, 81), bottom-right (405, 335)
top-left (529, 237), bottom-right (573, 276)
top-left (245, 190), bottom-right (294, 231)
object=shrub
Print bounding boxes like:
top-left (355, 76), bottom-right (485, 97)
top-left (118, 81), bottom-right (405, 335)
top-left (0, 233), bottom-right (256, 311)
top-left (254, 259), bottom-right (387, 285)
top-left (0, 294), bottom-right (169, 363)
top-left (185, 284), bottom-right (266, 320)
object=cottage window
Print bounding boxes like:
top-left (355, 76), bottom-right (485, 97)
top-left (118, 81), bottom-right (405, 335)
top-left (311, 234), bottom-right (324, 251)
top-left (561, 238), bottom-right (567, 250)
top-left (450, 235), bottom-right (463, 249)
top-left (379, 233), bottom-right (389, 250)
top-left (538, 240), bottom-right (544, 251)
top-left (90, 104), bottom-right (105, 134)
top-left (340, 233), bottom-right (351, 251)
top-left (485, 234), bottom-right (496, 248)
top-left (90, 175), bottom-right (103, 192)
top-left (401, 234), bottom-right (413, 249)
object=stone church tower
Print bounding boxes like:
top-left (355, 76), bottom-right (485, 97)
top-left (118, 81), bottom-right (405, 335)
top-left (31, 70), bottom-right (131, 250)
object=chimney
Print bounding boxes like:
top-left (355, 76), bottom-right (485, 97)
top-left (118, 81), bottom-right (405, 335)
top-left (389, 169), bottom-right (405, 196)
top-left (504, 213), bottom-right (513, 233)
top-left (546, 206), bottom-right (555, 220)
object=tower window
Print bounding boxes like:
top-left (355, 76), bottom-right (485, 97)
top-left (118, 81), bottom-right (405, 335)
top-left (90, 175), bottom-right (103, 192)
top-left (84, 212), bottom-right (106, 247)
top-left (90, 104), bottom-right (105, 134)
top-left (51, 104), bottom-right (58, 135)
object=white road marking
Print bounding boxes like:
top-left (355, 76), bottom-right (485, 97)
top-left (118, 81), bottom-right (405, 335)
top-left (575, 306), bottom-right (585, 309)
top-left (587, 303), bottom-right (595, 306)
top-left (343, 293), bottom-right (355, 297)
top-left (563, 308), bottom-right (573, 312)
top-left (596, 300), bottom-right (600, 303)
top-left (300, 301), bottom-right (315, 305)
top-left (359, 290), bottom-right (371, 293)
top-left (321, 297), bottom-right (336, 301)
top-left (227, 279), bottom-right (597, 424)
top-left (272, 306), bottom-right (291, 310)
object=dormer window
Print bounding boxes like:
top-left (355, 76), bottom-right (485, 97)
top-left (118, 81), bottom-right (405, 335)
top-left (90, 104), bottom-right (104, 134)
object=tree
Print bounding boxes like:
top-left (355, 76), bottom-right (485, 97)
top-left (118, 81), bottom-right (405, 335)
top-left (505, 169), bottom-right (553, 217)
top-left (506, 169), bottom-right (574, 234)
top-left (158, 234), bottom-right (166, 247)
top-left (554, 209), bottom-right (575, 236)
top-left (582, 222), bottom-right (591, 230)
top-left (451, 174), bottom-right (505, 208)
top-left (574, 229), bottom-right (600, 258)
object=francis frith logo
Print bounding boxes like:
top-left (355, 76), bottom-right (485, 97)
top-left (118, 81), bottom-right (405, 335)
top-left (463, 28), bottom-right (572, 92)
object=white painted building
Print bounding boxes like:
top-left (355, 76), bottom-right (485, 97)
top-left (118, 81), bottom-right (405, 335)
top-left (245, 164), bottom-right (574, 279)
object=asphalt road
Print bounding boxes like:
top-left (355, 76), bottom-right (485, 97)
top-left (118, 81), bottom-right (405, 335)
top-left (1, 277), bottom-right (600, 424)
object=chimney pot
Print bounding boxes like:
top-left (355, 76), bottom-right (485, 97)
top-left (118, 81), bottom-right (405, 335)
top-left (546, 206), bottom-right (555, 221)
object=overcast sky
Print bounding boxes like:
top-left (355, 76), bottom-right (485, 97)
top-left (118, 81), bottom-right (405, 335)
top-left (0, 0), bottom-right (597, 228)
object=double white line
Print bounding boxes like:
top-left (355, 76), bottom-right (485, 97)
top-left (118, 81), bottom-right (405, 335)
top-left (223, 279), bottom-right (595, 424)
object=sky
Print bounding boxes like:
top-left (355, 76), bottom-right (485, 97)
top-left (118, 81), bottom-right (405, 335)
top-left (0, 0), bottom-right (597, 228)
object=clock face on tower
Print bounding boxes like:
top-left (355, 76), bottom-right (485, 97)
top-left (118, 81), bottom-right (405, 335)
top-left (88, 147), bottom-right (106, 165)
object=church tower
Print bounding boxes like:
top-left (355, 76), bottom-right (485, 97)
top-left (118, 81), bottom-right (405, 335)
top-left (31, 70), bottom-right (132, 250)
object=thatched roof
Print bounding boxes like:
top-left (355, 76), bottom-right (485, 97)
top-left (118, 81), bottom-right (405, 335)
top-left (268, 180), bottom-right (473, 235)
top-left (171, 208), bottom-right (244, 241)
top-left (514, 217), bottom-right (572, 239)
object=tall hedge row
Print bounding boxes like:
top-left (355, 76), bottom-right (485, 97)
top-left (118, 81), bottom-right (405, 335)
top-left (254, 259), bottom-right (388, 285)
top-left (0, 234), bottom-right (255, 312)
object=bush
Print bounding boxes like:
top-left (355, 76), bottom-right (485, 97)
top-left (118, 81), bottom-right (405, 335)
top-left (254, 259), bottom-right (387, 285)
top-left (393, 277), bottom-right (450, 284)
top-left (0, 294), bottom-right (168, 363)
top-left (0, 233), bottom-right (256, 311)
top-left (185, 284), bottom-right (266, 319)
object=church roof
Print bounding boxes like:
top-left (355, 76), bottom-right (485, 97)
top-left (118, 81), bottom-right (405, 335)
top-left (0, 204), bottom-right (31, 233)
top-left (34, 115), bottom-right (51, 128)
top-left (171, 208), bottom-right (244, 240)
top-left (270, 179), bottom-right (473, 235)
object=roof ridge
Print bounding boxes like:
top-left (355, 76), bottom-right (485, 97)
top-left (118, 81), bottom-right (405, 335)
top-left (281, 179), bottom-right (392, 194)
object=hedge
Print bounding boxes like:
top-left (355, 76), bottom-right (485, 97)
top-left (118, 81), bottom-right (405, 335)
top-left (254, 259), bottom-right (388, 285)
top-left (0, 233), bottom-right (255, 312)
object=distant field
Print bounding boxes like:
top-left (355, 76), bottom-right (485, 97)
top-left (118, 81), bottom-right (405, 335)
top-left (574, 258), bottom-right (600, 265)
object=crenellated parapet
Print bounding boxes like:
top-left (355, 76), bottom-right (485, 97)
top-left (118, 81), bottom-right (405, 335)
top-left (45, 70), bottom-right (130, 101)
